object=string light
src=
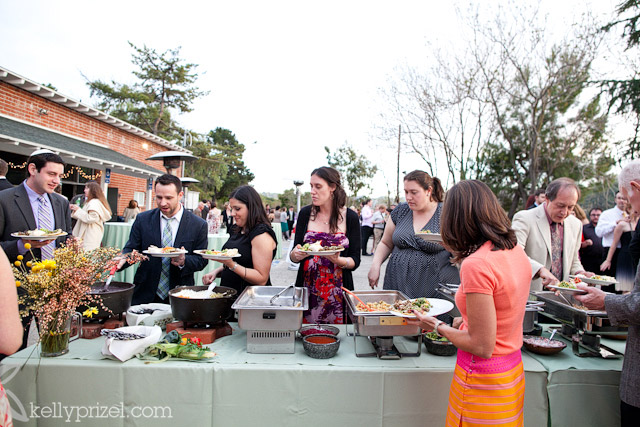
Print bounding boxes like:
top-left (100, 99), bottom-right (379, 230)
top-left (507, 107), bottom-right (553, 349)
top-left (8, 162), bottom-right (102, 181)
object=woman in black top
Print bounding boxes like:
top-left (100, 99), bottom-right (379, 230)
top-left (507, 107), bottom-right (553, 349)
top-left (289, 167), bottom-right (361, 323)
top-left (202, 186), bottom-right (277, 294)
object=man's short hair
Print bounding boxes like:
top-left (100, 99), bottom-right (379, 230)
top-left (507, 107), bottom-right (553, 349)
top-left (545, 178), bottom-right (580, 202)
top-left (619, 160), bottom-right (640, 194)
top-left (27, 152), bottom-right (65, 174)
top-left (0, 158), bottom-right (7, 176)
top-left (534, 188), bottom-right (546, 197)
top-left (589, 207), bottom-right (603, 216)
top-left (155, 174), bottom-right (182, 193)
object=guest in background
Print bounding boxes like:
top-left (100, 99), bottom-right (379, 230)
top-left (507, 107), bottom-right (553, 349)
top-left (0, 248), bottom-right (23, 426)
top-left (0, 158), bottom-right (12, 191)
top-left (580, 207), bottom-right (604, 275)
top-left (368, 170), bottom-right (452, 299)
top-left (360, 199), bottom-right (374, 255)
top-left (410, 180), bottom-right (530, 426)
top-left (123, 199), bottom-right (141, 223)
top-left (268, 208), bottom-right (275, 222)
top-left (200, 200), bottom-right (210, 220)
top-left (202, 186), bottom-right (277, 294)
top-left (222, 201), bottom-right (234, 231)
top-left (572, 204), bottom-right (589, 225)
top-left (526, 188), bottom-right (546, 210)
top-left (206, 201), bottom-right (222, 234)
top-left (193, 201), bottom-right (204, 218)
top-left (289, 167), bottom-right (361, 324)
top-left (596, 192), bottom-right (628, 277)
top-left (280, 206), bottom-right (290, 240)
top-left (287, 205), bottom-right (296, 232)
top-left (371, 203), bottom-right (387, 254)
top-left (70, 182), bottom-right (112, 250)
top-left (601, 202), bottom-right (639, 293)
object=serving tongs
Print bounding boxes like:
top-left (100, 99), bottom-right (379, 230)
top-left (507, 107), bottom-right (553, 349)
top-left (341, 287), bottom-right (374, 312)
top-left (270, 285), bottom-right (294, 304)
top-left (102, 265), bottom-right (118, 290)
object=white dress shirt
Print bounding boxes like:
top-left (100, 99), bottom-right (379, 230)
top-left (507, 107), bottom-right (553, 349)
top-left (595, 206), bottom-right (623, 248)
top-left (160, 205), bottom-right (184, 245)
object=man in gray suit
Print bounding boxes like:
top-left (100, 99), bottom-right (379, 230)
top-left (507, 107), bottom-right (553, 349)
top-left (576, 160), bottom-right (640, 426)
top-left (0, 158), bottom-right (12, 191)
top-left (512, 178), bottom-right (593, 291)
top-left (0, 151), bottom-right (72, 349)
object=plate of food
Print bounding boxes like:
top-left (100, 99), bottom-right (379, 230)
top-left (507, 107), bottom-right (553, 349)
top-left (569, 274), bottom-right (617, 286)
top-left (11, 228), bottom-right (67, 240)
top-left (300, 241), bottom-right (345, 256)
top-left (546, 284), bottom-right (587, 295)
top-left (522, 335), bottom-right (566, 355)
top-left (389, 297), bottom-right (454, 318)
top-left (142, 246), bottom-right (187, 257)
top-left (194, 248), bottom-right (240, 260)
top-left (415, 230), bottom-right (443, 243)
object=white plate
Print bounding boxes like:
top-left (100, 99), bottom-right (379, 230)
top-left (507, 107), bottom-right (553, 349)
top-left (11, 231), bottom-right (67, 240)
top-left (142, 249), bottom-right (187, 257)
top-left (389, 298), bottom-right (454, 318)
top-left (569, 275), bottom-right (617, 285)
top-left (301, 248), bottom-right (345, 256)
top-left (546, 284), bottom-right (587, 295)
top-left (415, 233), bottom-right (443, 243)
top-left (194, 249), bottom-right (241, 260)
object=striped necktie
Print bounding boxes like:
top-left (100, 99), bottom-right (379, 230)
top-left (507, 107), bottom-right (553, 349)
top-left (156, 217), bottom-right (174, 300)
top-left (37, 196), bottom-right (54, 260)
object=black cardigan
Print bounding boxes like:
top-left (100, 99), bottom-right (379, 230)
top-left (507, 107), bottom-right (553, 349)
top-left (293, 205), bottom-right (361, 290)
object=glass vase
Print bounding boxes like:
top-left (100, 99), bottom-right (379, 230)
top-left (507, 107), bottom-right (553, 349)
top-left (39, 312), bottom-right (82, 357)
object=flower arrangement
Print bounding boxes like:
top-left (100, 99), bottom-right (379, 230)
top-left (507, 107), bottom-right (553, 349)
top-left (12, 238), bottom-right (144, 356)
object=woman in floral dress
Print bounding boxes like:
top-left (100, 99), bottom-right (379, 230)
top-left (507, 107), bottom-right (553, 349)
top-left (289, 167), bottom-right (361, 323)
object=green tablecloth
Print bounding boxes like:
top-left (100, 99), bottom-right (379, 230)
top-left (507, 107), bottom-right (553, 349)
top-left (1, 325), bottom-right (549, 427)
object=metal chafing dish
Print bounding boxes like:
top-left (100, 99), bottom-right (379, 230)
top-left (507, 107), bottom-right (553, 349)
top-left (437, 283), bottom-right (544, 334)
top-left (344, 290), bottom-right (422, 359)
top-left (231, 286), bottom-right (308, 353)
top-left (531, 291), bottom-right (627, 358)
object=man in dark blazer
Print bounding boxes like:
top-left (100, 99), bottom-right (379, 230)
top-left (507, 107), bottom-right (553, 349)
top-left (0, 152), bottom-right (72, 262)
top-left (576, 160), bottom-right (640, 426)
top-left (0, 151), bottom-right (72, 350)
top-left (119, 174), bottom-right (208, 305)
top-left (0, 158), bottom-right (13, 191)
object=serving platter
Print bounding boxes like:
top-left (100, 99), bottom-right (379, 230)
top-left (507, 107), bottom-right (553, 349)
top-left (569, 274), bottom-right (617, 285)
top-left (11, 231), bottom-right (67, 240)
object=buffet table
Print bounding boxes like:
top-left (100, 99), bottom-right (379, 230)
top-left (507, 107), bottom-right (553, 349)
top-left (1, 324), bottom-right (552, 427)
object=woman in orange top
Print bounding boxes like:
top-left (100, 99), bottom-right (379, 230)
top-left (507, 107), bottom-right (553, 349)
top-left (410, 180), bottom-right (531, 426)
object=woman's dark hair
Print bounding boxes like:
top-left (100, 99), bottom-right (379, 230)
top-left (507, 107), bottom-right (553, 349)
top-left (310, 166), bottom-right (347, 233)
top-left (404, 170), bottom-right (444, 202)
top-left (128, 199), bottom-right (138, 209)
top-left (440, 180), bottom-right (516, 263)
top-left (229, 185), bottom-right (270, 233)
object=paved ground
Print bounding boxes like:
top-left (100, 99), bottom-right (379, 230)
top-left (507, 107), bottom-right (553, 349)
top-left (270, 239), bottom-right (387, 290)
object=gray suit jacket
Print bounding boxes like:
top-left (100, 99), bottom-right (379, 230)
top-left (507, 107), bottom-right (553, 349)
top-left (512, 204), bottom-right (584, 291)
top-left (0, 182), bottom-right (72, 261)
top-left (606, 279), bottom-right (640, 407)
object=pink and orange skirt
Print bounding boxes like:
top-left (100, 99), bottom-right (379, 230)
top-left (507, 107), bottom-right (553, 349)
top-left (446, 349), bottom-right (525, 426)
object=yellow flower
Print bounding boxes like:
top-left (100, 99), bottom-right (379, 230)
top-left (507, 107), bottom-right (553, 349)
top-left (17, 255), bottom-right (23, 260)
top-left (15, 281), bottom-right (21, 287)
top-left (82, 307), bottom-right (99, 318)
top-left (13, 261), bottom-right (21, 267)
top-left (26, 261), bottom-right (32, 268)
top-left (47, 272), bottom-right (52, 277)
top-left (24, 243), bottom-right (31, 250)
top-left (43, 260), bottom-right (57, 270)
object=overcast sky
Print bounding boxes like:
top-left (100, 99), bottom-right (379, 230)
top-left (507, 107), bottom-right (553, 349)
top-left (0, 0), bottom-right (620, 197)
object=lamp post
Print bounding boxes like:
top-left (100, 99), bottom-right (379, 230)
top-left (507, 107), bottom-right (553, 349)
top-left (293, 180), bottom-right (304, 217)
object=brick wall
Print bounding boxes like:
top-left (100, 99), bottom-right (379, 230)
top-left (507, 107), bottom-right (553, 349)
top-left (0, 81), bottom-right (183, 215)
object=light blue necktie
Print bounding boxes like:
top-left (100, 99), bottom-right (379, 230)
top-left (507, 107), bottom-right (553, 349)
top-left (156, 217), bottom-right (174, 300)
top-left (37, 196), bottom-right (54, 260)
